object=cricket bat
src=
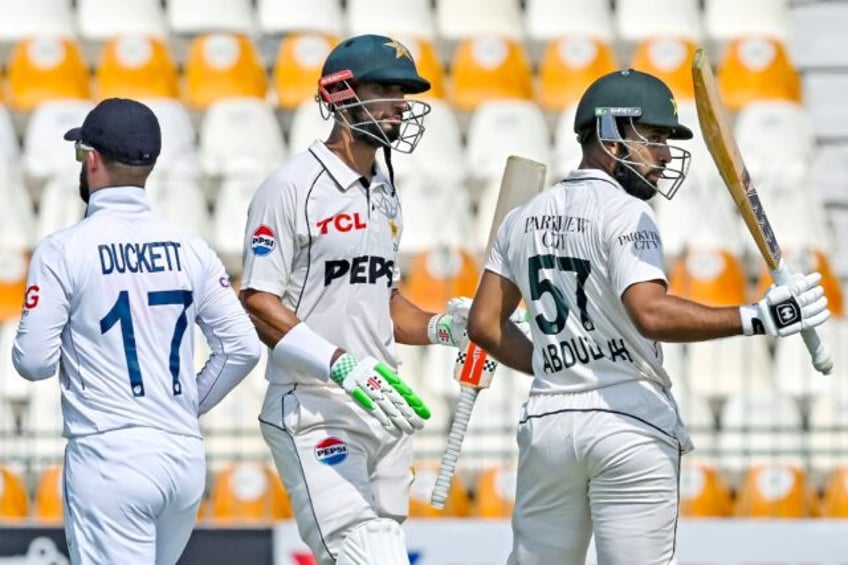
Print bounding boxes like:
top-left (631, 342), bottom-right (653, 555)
top-left (430, 156), bottom-right (547, 509)
top-left (691, 49), bottom-right (833, 375)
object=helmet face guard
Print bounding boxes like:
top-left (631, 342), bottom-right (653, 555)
top-left (596, 110), bottom-right (692, 200)
top-left (318, 70), bottom-right (431, 154)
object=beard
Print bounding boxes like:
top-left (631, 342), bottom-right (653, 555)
top-left (78, 163), bottom-right (90, 204)
top-left (348, 105), bottom-right (401, 148)
top-left (612, 148), bottom-right (657, 201)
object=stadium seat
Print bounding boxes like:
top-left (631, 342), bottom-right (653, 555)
top-left (668, 247), bottom-right (747, 307)
top-left (705, 0), bottom-right (789, 43)
top-left (787, 1), bottom-right (848, 69)
top-left (22, 100), bottom-right (95, 189)
top-left (465, 99), bottom-right (550, 186)
top-left (77, 0), bottom-right (168, 41)
top-left (673, 382), bottom-right (718, 464)
top-left (183, 33), bottom-right (267, 111)
top-left (35, 177), bottom-right (86, 241)
top-left (0, 169), bottom-right (37, 252)
top-left (473, 465), bottom-right (516, 518)
top-left (199, 97), bottom-right (286, 179)
top-left (525, 0), bottom-right (614, 43)
top-left (0, 105), bottom-right (18, 167)
top-left (0, 248), bottom-right (28, 323)
top-left (813, 144), bottom-right (848, 208)
top-left (288, 100), bottom-right (331, 152)
top-left (0, 466), bottom-right (29, 519)
top-left (389, 98), bottom-right (464, 184)
top-left (167, 0), bottom-right (254, 35)
top-left (0, 0), bottom-right (74, 44)
top-left (33, 465), bottom-right (64, 523)
top-left (733, 464), bottom-right (814, 517)
top-left (409, 464), bottom-right (471, 518)
top-left (5, 37), bottom-right (91, 112)
top-left (685, 337), bottom-right (773, 404)
top-left (449, 37), bottom-right (534, 112)
top-left (95, 36), bottom-right (179, 100)
top-left (146, 176), bottom-right (210, 240)
top-left (717, 37), bottom-right (801, 111)
top-left (347, 0), bottom-right (436, 41)
top-left (394, 175), bottom-right (475, 255)
top-left (404, 38), bottom-right (446, 100)
top-left (272, 33), bottom-right (338, 111)
top-left (256, 0), bottom-right (343, 37)
top-left (615, 0), bottom-right (702, 43)
top-left (400, 247), bottom-right (480, 314)
top-left (537, 37), bottom-right (617, 112)
top-left (140, 98), bottom-right (201, 179)
top-left (679, 462), bottom-right (732, 517)
top-left (437, 0), bottom-right (523, 41)
top-left (809, 386), bottom-right (848, 474)
top-left (820, 466), bottom-right (848, 517)
top-left (211, 173), bottom-right (268, 261)
top-left (629, 37), bottom-right (697, 101)
top-left (718, 390), bottom-right (804, 473)
top-left (551, 105), bottom-right (582, 178)
top-left (208, 461), bottom-right (292, 523)
top-left (802, 72), bottom-right (848, 142)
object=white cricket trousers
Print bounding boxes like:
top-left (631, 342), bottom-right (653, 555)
top-left (509, 393), bottom-right (682, 565)
top-left (64, 427), bottom-right (205, 565)
top-left (260, 384), bottom-right (412, 565)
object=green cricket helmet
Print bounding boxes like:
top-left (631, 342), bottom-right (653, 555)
top-left (317, 34), bottom-right (431, 153)
top-left (574, 69), bottom-right (693, 199)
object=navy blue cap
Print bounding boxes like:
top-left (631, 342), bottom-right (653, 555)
top-left (64, 98), bottom-right (161, 165)
top-left (321, 34), bottom-right (430, 94)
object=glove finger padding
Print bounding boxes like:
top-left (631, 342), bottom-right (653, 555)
top-left (741, 271), bottom-right (831, 337)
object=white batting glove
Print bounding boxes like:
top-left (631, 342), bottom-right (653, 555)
top-left (740, 272), bottom-right (830, 337)
top-left (330, 354), bottom-right (430, 434)
top-left (427, 297), bottom-right (472, 349)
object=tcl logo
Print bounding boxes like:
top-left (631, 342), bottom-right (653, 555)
top-left (316, 213), bottom-right (366, 235)
top-left (23, 285), bottom-right (39, 309)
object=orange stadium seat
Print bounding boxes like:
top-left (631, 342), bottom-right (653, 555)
top-left (405, 37), bottom-right (445, 100)
top-left (184, 33), bottom-right (268, 111)
top-left (0, 249), bottom-right (28, 323)
top-left (717, 37), bottom-right (801, 111)
top-left (629, 37), bottom-right (697, 101)
top-left (95, 35), bottom-right (179, 100)
top-left (5, 37), bottom-right (90, 111)
top-left (400, 247), bottom-right (480, 314)
top-left (0, 466), bottom-right (30, 520)
top-left (208, 462), bottom-right (292, 523)
top-left (449, 36), bottom-right (533, 112)
top-left (408, 464), bottom-right (471, 518)
top-left (33, 465), bottom-right (64, 523)
top-left (679, 462), bottom-right (732, 517)
top-left (668, 248), bottom-right (747, 306)
top-left (273, 33), bottom-right (338, 110)
top-left (473, 465), bottom-right (516, 518)
top-left (733, 464), bottom-right (815, 518)
top-left (538, 37), bottom-right (617, 112)
top-left (820, 466), bottom-right (848, 517)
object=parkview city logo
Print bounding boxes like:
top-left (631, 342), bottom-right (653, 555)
top-left (314, 437), bottom-right (348, 465)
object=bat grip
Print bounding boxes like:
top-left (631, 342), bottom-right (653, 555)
top-left (772, 261), bottom-right (833, 375)
top-left (430, 387), bottom-right (478, 509)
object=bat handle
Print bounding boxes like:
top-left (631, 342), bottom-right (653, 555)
top-left (430, 386), bottom-right (478, 509)
top-left (772, 261), bottom-right (833, 375)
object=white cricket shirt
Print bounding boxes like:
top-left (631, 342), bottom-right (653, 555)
top-left (241, 140), bottom-right (402, 386)
top-left (13, 187), bottom-right (261, 439)
top-left (487, 169), bottom-right (674, 393)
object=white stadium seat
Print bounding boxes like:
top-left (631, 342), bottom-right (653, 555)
top-left (167, 0), bottom-right (254, 35)
top-left (212, 173), bottom-right (267, 261)
top-left (288, 100), bottom-right (331, 153)
top-left (23, 100), bottom-right (96, 186)
top-left (347, 0), bottom-right (435, 41)
top-left (525, 0), bottom-right (614, 42)
top-left (705, 0), bottom-right (789, 43)
top-left (802, 72), bottom-right (848, 141)
top-left (257, 0), bottom-right (343, 36)
top-left (615, 0), bottom-right (702, 43)
top-left (140, 98), bottom-right (201, 181)
top-left (35, 176), bottom-right (86, 242)
top-left (146, 176), bottom-right (211, 240)
top-left (395, 175), bottom-right (475, 254)
top-left (686, 337), bottom-right (773, 403)
top-left (437, 0), bottom-right (524, 41)
top-left (788, 1), bottom-right (848, 69)
top-left (390, 98), bottom-right (466, 185)
top-left (0, 0), bottom-right (74, 43)
top-left (77, 0), bottom-right (167, 41)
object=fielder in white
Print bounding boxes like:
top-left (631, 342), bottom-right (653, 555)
top-left (239, 35), bottom-right (469, 565)
top-left (466, 69), bottom-right (830, 565)
top-left (12, 98), bottom-right (262, 565)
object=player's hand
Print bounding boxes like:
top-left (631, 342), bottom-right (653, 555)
top-left (330, 353), bottom-right (431, 434)
top-left (428, 297), bottom-right (473, 349)
top-left (741, 272), bottom-right (830, 337)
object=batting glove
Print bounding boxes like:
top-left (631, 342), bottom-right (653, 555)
top-left (740, 272), bottom-right (830, 337)
top-left (330, 354), bottom-right (431, 434)
top-left (427, 297), bottom-right (473, 349)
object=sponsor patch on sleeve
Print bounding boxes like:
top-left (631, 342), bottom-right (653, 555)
top-left (314, 437), bottom-right (348, 465)
top-left (251, 225), bottom-right (276, 256)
